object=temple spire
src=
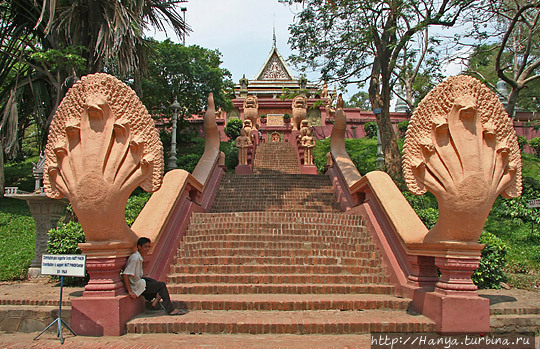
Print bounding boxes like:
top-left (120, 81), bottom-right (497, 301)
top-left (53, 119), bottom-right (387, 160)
top-left (273, 16), bottom-right (277, 48)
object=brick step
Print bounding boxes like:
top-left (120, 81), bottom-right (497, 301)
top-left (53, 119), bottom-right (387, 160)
top-left (179, 241), bottom-right (378, 252)
top-left (189, 211), bottom-right (362, 223)
top-left (171, 264), bottom-right (385, 275)
top-left (490, 306), bottom-right (540, 315)
top-left (167, 274), bottom-right (389, 284)
top-left (174, 256), bottom-right (382, 267)
top-left (490, 314), bottom-right (540, 333)
top-left (126, 309), bottom-right (435, 334)
top-left (178, 248), bottom-right (380, 258)
top-left (183, 233), bottom-right (370, 243)
top-left (210, 205), bottom-right (340, 213)
top-left (168, 283), bottom-right (395, 295)
top-left (168, 294), bottom-right (411, 311)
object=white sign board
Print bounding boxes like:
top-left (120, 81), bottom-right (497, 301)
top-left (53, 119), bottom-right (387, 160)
top-left (41, 254), bottom-right (86, 277)
top-left (528, 199), bottom-right (540, 208)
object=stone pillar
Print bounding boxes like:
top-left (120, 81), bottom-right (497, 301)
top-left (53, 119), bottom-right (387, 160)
top-left (17, 195), bottom-right (66, 278)
top-left (422, 256), bottom-right (490, 333)
top-left (71, 252), bottom-right (144, 336)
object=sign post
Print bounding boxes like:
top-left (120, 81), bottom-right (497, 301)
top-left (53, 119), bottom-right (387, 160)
top-left (527, 199), bottom-right (540, 236)
top-left (34, 254), bottom-right (86, 344)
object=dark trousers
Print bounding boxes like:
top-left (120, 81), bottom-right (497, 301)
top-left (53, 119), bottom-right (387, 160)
top-left (142, 277), bottom-right (174, 314)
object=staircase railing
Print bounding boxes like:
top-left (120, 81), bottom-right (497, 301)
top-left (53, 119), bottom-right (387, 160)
top-left (326, 103), bottom-right (490, 333)
top-left (132, 94), bottom-right (225, 281)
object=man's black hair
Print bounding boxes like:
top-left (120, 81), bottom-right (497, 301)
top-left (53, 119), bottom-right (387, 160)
top-left (137, 237), bottom-right (151, 247)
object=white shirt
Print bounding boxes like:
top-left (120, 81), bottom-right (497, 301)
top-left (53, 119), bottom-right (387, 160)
top-left (123, 251), bottom-right (146, 297)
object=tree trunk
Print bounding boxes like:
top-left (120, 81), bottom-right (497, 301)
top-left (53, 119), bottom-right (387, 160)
top-left (506, 87), bottom-right (519, 120)
top-left (0, 142), bottom-right (4, 198)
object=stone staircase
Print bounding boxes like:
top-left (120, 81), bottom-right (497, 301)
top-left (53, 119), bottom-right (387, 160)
top-left (125, 141), bottom-right (436, 335)
top-left (126, 211), bottom-right (435, 334)
top-left (253, 142), bottom-right (300, 174)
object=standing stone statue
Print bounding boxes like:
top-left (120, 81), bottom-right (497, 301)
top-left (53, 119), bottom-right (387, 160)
top-left (301, 127), bottom-right (315, 165)
top-left (235, 128), bottom-right (252, 165)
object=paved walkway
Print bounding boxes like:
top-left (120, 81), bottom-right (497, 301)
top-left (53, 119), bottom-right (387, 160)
top-left (0, 279), bottom-right (539, 348)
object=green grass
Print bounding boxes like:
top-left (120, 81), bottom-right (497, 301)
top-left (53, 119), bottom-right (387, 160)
top-left (0, 198), bottom-right (35, 281)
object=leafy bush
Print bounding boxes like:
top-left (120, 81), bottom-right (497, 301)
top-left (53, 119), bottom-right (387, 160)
top-left (0, 199), bottom-right (35, 281)
top-left (416, 208), bottom-right (439, 229)
top-left (363, 121), bottom-right (377, 139)
top-left (283, 113), bottom-right (291, 120)
top-left (493, 176), bottom-right (540, 224)
top-left (221, 141), bottom-right (238, 171)
top-left (529, 137), bottom-right (540, 156)
top-left (224, 118), bottom-right (243, 141)
top-left (397, 121), bottom-right (409, 138)
top-left (125, 193), bottom-right (151, 226)
top-left (177, 153), bottom-right (201, 173)
top-left (517, 135), bottom-right (528, 152)
top-left (473, 231), bottom-right (508, 289)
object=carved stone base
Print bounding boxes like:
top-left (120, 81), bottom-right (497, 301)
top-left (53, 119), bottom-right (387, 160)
top-left (235, 164), bottom-right (251, 175)
top-left (421, 256), bottom-right (489, 333)
top-left (435, 256), bottom-right (479, 296)
top-left (71, 295), bottom-right (143, 336)
top-left (81, 255), bottom-right (129, 297)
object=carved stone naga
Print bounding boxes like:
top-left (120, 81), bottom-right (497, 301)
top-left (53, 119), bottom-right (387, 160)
top-left (44, 73), bottom-right (164, 254)
top-left (403, 75), bottom-right (522, 244)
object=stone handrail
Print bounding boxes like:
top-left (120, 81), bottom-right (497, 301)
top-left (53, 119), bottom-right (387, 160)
top-left (132, 94), bottom-right (224, 281)
top-left (192, 93), bottom-right (221, 187)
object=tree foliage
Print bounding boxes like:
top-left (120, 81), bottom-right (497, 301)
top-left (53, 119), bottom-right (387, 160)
top-left (287, 0), bottom-right (474, 179)
top-left (466, 1), bottom-right (540, 117)
top-left (139, 39), bottom-right (234, 116)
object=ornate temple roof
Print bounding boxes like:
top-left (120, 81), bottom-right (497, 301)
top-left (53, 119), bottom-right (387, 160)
top-left (234, 39), bottom-right (318, 99)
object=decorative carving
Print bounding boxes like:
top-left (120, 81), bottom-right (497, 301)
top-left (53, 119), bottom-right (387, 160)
top-left (291, 95), bottom-right (307, 131)
top-left (235, 128), bottom-right (252, 165)
top-left (297, 119), bottom-right (310, 143)
top-left (243, 95), bottom-right (258, 129)
top-left (44, 73), bottom-right (164, 252)
top-left (260, 54), bottom-right (290, 80)
top-left (301, 128), bottom-right (315, 165)
top-left (403, 75), bottom-right (522, 243)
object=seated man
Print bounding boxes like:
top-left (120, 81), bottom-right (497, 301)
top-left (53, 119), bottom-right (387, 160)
top-left (122, 237), bottom-right (185, 315)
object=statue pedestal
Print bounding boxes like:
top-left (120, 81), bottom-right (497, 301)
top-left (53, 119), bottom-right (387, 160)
top-left (300, 165), bottom-right (317, 175)
top-left (5, 192), bottom-right (66, 278)
top-left (71, 254), bottom-right (143, 336)
top-left (422, 256), bottom-right (490, 333)
top-left (235, 164), bottom-right (251, 174)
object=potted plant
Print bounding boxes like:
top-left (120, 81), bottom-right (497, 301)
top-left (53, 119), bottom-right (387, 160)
top-left (260, 114), bottom-right (267, 124)
top-left (283, 113), bottom-right (291, 123)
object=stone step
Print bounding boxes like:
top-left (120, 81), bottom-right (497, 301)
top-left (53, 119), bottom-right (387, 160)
top-left (0, 305), bottom-right (71, 333)
top-left (490, 314), bottom-right (540, 333)
top-left (183, 234), bottom-right (372, 244)
top-left (171, 264), bottom-right (385, 275)
top-left (179, 241), bottom-right (378, 252)
top-left (126, 309), bottom-right (435, 334)
top-left (168, 294), bottom-right (411, 311)
top-left (490, 307), bottom-right (540, 315)
top-left (167, 273), bottom-right (389, 285)
top-left (178, 248), bottom-right (380, 258)
top-left (174, 256), bottom-right (382, 267)
top-left (168, 283), bottom-right (395, 295)
top-left (189, 211), bottom-right (361, 222)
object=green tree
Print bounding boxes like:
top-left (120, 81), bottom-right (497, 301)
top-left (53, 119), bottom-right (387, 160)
top-left (140, 40), bottom-right (234, 116)
top-left (466, 1), bottom-right (540, 117)
top-left (286, 0), bottom-right (473, 179)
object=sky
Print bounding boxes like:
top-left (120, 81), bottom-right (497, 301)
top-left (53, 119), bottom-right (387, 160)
top-left (146, 0), bottom-right (468, 103)
top-left (148, 1), bottom-right (304, 84)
